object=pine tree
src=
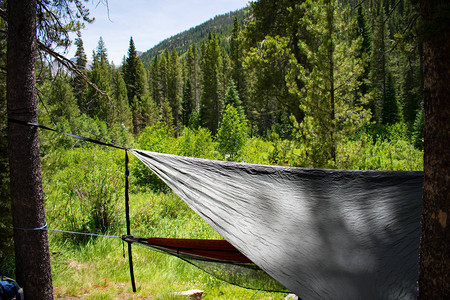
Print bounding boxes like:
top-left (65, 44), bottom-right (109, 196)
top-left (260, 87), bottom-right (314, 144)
top-left (401, 63), bottom-right (420, 131)
top-left (7, 0), bottom-right (53, 297)
top-left (369, 10), bottom-right (389, 123)
top-left (230, 16), bottom-right (248, 111)
top-left (111, 67), bottom-right (132, 129)
top-left (134, 56), bottom-right (148, 100)
top-left (167, 48), bottom-right (183, 134)
top-left (159, 50), bottom-right (169, 107)
top-left (224, 79), bottom-right (244, 119)
top-left (124, 37), bottom-right (138, 104)
top-left (123, 37), bottom-right (152, 133)
top-left (185, 45), bottom-right (200, 107)
top-left (200, 31), bottom-right (223, 134)
top-left (150, 55), bottom-right (162, 108)
top-left (131, 58), bottom-right (152, 133)
top-left (96, 37), bottom-right (108, 63)
top-left (86, 37), bottom-right (113, 121)
top-left (216, 104), bottom-right (247, 160)
top-left (289, 0), bottom-right (370, 166)
top-left (382, 71), bottom-right (402, 125)
top-left (131, 94), bottom-right (159, 133)
top-left (244, 0), bottom-right (307, 133)
top-left (73, 31), bottom-right (88, 107)
top-left (221, 50), bottom-right (231, 101)
top-left (355, 5), bottom-right (372, 102)
top-left (418, 1), bottom-right (450, 297)
top-left (182, 78), bottom-right (194, 127)
top-left (48, 74), bottom-right (80, 124)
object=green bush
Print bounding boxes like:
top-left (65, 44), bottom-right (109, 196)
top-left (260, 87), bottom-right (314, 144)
top-left (132, 122), bottom-right (176, 192)
top-left (335, 132), bottom-right (423, 171)
top-left (44, 147), bottom-right (125, 243)
top-left (175, 127), bottom-right (219, 159)
top-left (239, 137), bottom-right (274, 165)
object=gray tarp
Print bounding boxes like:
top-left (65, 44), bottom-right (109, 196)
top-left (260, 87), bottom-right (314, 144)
top-left (131, 149), bottom-right (423, 299)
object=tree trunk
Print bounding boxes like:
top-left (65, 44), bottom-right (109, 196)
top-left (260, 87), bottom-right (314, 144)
top-left (418, 0), bottom-right (450, 298)
top-left (7, 0), bottom-right (53, 298)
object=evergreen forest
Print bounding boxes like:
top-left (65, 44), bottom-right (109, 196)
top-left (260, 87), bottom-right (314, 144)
top-left (0, 0), bottom-right (427, 298)
top-left (25, 0), bottom-right (424, 169)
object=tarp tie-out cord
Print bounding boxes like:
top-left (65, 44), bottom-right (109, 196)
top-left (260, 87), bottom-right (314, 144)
top-left (12, 222), bottom-right (123, 240)
top-left (8, 118), bottom-right (137, 293)
top-left (8, 118), bottom-right (128, 150)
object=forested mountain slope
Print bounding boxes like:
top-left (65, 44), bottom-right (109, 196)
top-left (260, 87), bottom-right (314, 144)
top-left (140, 7), bottom-right (250, 65)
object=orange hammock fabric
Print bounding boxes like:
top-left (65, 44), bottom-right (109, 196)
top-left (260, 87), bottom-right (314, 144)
top-left (144, 238), bottom-right (253, 264)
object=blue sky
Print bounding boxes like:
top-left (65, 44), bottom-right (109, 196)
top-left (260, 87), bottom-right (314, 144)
top-left (66, 0), bottom-right (250, 65)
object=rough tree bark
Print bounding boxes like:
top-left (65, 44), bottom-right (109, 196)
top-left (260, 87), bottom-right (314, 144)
top-left (7, 0), bottom-right (53, 298)
top-left (418, 0), bottom-right (450, 298)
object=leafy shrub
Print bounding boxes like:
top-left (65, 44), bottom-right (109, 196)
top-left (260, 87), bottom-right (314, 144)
top-left (175, 127), bottom-right (219, 159)
top-left (335, 132), bottom-right (423, 171)
top-left (44, 148), bottom-right (124, 243)
top-left (132, 122), bottom-right (176, 192)
top-left (239, 137), bottom-right (274, 165)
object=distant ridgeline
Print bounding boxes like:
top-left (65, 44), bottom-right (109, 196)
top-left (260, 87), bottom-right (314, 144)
top-left (140, 7), bottom-right (250, 64)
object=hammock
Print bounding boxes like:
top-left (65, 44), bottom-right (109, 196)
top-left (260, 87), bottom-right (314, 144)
top-left (123, 236), bottom-right (288, 292)
top-left (131, 149), bottom-right (423, 300)
top-left (134, 237), bottom-right (253, 263)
